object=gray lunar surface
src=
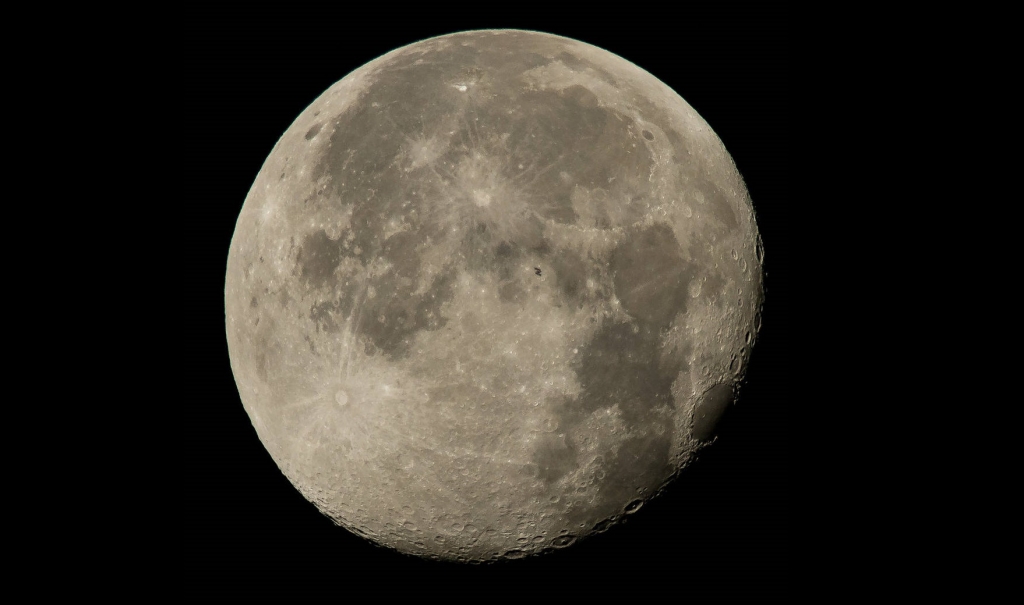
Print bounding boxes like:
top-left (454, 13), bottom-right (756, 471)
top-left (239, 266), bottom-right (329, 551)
top-left (225, 29), bottom-right (764, 562)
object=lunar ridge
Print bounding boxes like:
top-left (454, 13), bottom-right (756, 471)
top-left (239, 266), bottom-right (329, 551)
top-left (225, 29), bottom-right (763, 562)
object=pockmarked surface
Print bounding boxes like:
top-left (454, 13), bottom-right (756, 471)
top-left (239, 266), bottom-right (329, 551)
top-left (225, 30), bottom-right (764, 562)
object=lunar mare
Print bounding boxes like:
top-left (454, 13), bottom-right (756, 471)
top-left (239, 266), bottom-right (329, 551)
top-left (225, 30), bottom-right (763, 562)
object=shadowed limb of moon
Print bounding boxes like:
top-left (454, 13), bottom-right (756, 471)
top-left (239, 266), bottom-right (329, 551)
top-left (225, 29), bottom-right (763, 562)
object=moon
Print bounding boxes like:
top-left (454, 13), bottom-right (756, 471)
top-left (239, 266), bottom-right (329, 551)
top-left (225, 29), bottom-right (763, 562)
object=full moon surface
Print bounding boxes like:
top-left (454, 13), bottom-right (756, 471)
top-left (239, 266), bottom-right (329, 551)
top-left (225, 29), bottom-right (763, 562)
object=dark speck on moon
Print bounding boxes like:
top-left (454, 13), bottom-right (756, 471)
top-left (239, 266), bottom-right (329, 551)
top-left (225, 29), bottom-right (763, 563)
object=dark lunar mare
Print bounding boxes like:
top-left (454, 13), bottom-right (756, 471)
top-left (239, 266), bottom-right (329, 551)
top-left (299, 35), bottom-right (668, 363)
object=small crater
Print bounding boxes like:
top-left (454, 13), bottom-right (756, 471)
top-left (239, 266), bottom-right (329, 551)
top-left (350, 527), bottom-right (374, 539)
top-left (624, 499), bottom-right (644, 514)
top-left (304, 123), bottom-right (322, 140)
top-left (503, 549), bottom-right (527, 559)
top-left (642, 130), bottom-right (654, 140)
top-left (551, 535), bottom-right (576, 548)
top-left (335, 390), bottom-right (349, 406)
top-left (730, 355), bottom-right (743, 375)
